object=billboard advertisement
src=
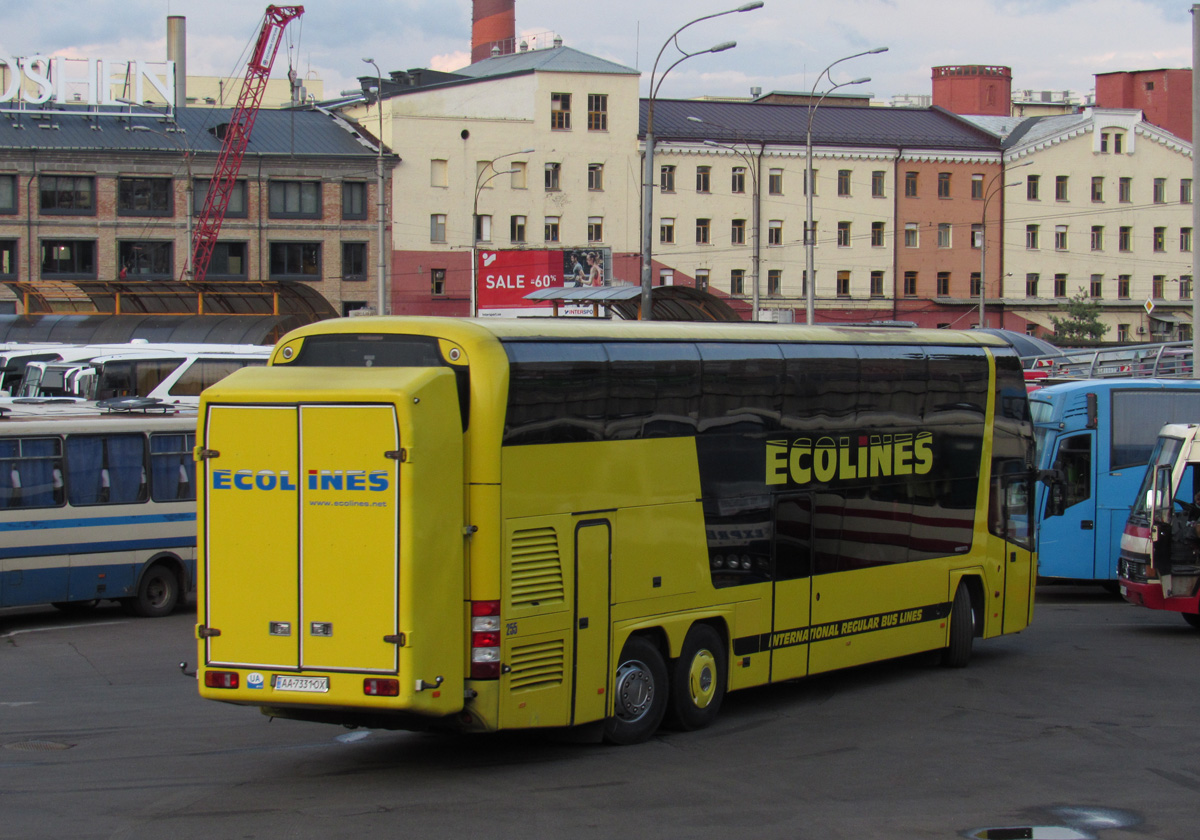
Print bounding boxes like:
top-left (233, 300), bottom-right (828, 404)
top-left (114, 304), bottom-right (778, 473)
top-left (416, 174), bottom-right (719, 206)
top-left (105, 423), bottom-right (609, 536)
top-left (475, 248), bottom-right (613, 317)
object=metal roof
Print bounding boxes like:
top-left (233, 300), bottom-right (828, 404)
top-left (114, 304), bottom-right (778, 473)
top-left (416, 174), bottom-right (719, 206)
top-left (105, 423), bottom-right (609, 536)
top-left (453, 45), bottom-right (639, 79)
top-left (0, 313), bottom-right (312, 345)
top-left (524, 285), bottom-right (742, 321)
top-left (0, 104), bottom-right (382, 158)
top-left (645, 99), bottom-right (1003, 151)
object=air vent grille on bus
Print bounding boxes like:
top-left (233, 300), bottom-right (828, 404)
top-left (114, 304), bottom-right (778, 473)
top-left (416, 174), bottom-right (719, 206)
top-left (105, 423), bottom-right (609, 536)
top-left (509, 527), bottom-right (565, 607)
top-left (508, 639), bottom-right (565, 691)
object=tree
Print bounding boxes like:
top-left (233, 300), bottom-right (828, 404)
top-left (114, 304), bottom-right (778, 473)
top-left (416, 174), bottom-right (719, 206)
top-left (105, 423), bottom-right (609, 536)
top-left (1049, 290), bottom-right (1109, 346)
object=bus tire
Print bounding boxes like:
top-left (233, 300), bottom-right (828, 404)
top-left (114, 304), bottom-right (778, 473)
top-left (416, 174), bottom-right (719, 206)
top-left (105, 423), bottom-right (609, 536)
top-left (1183, 613), bottom-right (1200, 630)
top-left (603, 635), bottom-right (668, 745)
top-left (123, 565), bottom-right (178, 618)
top-left (941, 582), bottom-right (975, 668)
top-left (667, 624), bottom-right (727, 731)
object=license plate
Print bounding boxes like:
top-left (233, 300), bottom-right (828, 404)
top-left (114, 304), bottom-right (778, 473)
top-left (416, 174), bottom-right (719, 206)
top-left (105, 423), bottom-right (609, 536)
top-left (273, 675), bottom-right (329, 693)
top-left (1119, 585), bottom-right (1127, 597)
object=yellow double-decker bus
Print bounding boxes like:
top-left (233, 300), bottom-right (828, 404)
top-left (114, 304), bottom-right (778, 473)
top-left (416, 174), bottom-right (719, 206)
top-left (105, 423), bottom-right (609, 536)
top-left (195, 317), bottom-right (1035, 744)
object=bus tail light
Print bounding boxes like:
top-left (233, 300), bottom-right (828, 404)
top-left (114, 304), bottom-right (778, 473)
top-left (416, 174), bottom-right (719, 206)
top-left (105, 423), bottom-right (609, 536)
top-left (204, 670), bottom-right (239, 689)
top-left (363, 678), bottom-right (399, 697)
top-left (470, 600), bottom-right (502, 679)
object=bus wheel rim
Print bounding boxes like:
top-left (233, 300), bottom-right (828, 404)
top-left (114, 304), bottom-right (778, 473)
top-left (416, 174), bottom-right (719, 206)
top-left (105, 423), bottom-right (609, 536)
top-left (688, 650), bottom-right (717, 709)
top-left (614, 660), bottom-right (654, 722)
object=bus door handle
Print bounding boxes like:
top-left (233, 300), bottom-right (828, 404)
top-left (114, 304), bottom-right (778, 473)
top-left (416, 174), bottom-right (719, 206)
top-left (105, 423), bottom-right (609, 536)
top-left (1081, 520), bottom-right (1094, 530)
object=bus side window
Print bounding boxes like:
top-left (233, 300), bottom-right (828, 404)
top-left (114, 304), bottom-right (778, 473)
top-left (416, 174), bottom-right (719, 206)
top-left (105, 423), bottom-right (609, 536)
top-left (1047, 433), bottom-right (1091, 517)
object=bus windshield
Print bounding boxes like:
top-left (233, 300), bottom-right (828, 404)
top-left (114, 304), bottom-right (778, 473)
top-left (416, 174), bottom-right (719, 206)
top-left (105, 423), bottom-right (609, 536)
top-left (1130, 436), bottom-right (1184, 521)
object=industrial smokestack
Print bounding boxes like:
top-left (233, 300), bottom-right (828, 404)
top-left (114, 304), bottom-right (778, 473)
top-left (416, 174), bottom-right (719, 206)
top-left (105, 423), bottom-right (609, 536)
top-left (471, 0), bottom-right (515, 64)
top-left (167, 15), bottom-right (186, 109)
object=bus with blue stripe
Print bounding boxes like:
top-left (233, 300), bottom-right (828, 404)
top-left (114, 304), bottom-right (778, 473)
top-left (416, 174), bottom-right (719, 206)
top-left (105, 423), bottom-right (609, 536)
top-left (0, 408), bottom-right (197, 616)
top-left (1032, 379), bottom-right (1200, 582)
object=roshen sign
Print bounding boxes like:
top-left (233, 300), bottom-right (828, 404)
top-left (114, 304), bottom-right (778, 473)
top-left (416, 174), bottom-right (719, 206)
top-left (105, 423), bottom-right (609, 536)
top-left (0, 57), bottom-right (175, 110)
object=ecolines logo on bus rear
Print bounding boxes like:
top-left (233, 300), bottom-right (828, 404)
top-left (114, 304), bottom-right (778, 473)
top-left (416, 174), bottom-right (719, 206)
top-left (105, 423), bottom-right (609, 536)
top-left (211, 469), bottom-right (390, 492)
top-left (765, 432), bottom-right (934, 486)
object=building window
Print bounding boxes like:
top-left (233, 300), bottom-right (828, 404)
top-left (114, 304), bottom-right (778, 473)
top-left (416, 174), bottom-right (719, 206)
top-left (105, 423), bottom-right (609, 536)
top-left (938, 223), bottom-right (951, 248)
top-left (695, 269), bottom-right (709, 291)
top-left (767, 269), bottom-right (782, 296)
top-left (1025, 224), bottom-right (1040, 250)
top-left (269, 242), bottom-right (321, 280)
top-left (544, 162), bottom-right (561, 191)
top-left (837, 221), bottom-right (851, 247)
top-left (904, 222), bottom-right (918, 248)
top-left (587, 93), bottom-right (607, 131)
top-left (510, 162), bottom-right (527, 189)
top-left (730, 269), bottom-right (745, 295)
top-left (510, 215), bottom-right (526, 243)
top-left (970, 273), bottom-right (981, 297)
top-left (1090, 274), bottom-right (1103, 298)
top-left (342, 242), bottom-right (367, 281)
top-left (588, 216), bottom-right (604, 243)
top-left (1091, 225), bottom-right (1104, 250)
top-left (208, 242), bottom-right (247, 278)
top-left (1117, 324), bottom-right (1130, 342)
top-left (937, 172), bottom-right (951, 198)
top-left (769, 168), bottom-right (783, 195)
top-left (193, 179), bottom-right (247, 218)
top-left (696, 218), bottom-right (711, 244)
top-left (1025, 273), bottom-right (1039, 298)
top-left (1091, 177), bottom-right (1104, 202)
top-left (660, 217), bottom-right (675, 244)
top-left (431, 268), bottom-right (446, 296)
top-left (40, 239), bottom-right (96, 278)
top-left (661, 165), bottom-right (676, 193)
top-left (1026, 174), bottom-right (1039, 201)
top-left (269, 181), bottom-right (321, 218)
top-left (903, 271), bottom-right (917, 296)
top-left (768, 219), bottom-right (782, 246)
top-left (1117, 275), bottom-right (1131, 299)
top-left (1182, 179), bottom-right (1193, 204)
top-left (588, 163), bottom-right (604, 191)
top-left (837, 270), bottom-right (851, 298)
top-left (971, 173), bottom-right (983, 199)
top-left (1154, 178), bottom-right (1167, 204)
top-left (550, 92), bottom-right (571, 129)
top-left (1183, 276), bottom-right (1194, 299)
top-left (40, 175), bottom-right (95, 214)
top-left (0, 240), bottom-right (15, 278)
top-left (118, 241), bottom-right (172, 279)
top-left (341, 181), bottom-right (368, 220)
top-left (1153, 275), bottom-right (1165, 298)
top-left (731, 167), bottom-right (746, 194)
top-left (870, 271), bottom-right (884, 297)
top-left (905, 171), bottom-right (918, 197)
top-left (1055, 225), bottom-right (1068, 250)
top-left (544, 216), bottom-right (560, 243)
top-left (430, 159), bottom-right (448, 187)
top-left (1055, 175), bottom-right (1068, 201)
top-left (937, 271), bottom-right (950, 297)
top-left (871, 221), bottom-right (885, 247)
top-left (475, 214), bottom-right (492, 242)
top-left (871, 170), bottom-right (885, 197)
top-left (1119, 177), bottom-right (1132, 203)
top-left (1116, 226), bottom-right (1131, 252)
top-left (117, 177), bottom-right (172, 217)
top-left (1154, 226), bottom-right (1166, 252)
top-left (430, 214), bottom-right (446, 242)
top-left (1182, 227), bottom-right (1193, 252)
top-left (1113, 132), bottom-right (1124, 154)
top-left (731, 219), bottom-right (746, 245)
top-left (0, 173), bottom-right (15, 214)
top-left (971, 224), bottom-right (983, 249)
top-left (837, 169), bottom-right (851, 196)
top-left (1054, 274), bottom-right (1067, 298)
top-left (696, 166), bottom-right (711, 194)
top-left (1100, 132), bottom-right (1109, 153)
top-left (660, 269), bottom-right (674, 286)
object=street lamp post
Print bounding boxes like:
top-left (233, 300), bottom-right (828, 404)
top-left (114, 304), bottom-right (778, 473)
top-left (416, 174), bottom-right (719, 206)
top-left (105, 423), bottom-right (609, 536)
top-left (694, 127), bottom-right (762, 318)
top-left (803, 47), bottom-right (886, 326)
top-left (472, 149), bottom-right (534, 317)
top-left (979, 161), bottom-right (1032, 328)
top-left (640, 2), bottom-right (763, 322)
top-left (362, 58), bottom-right (388, 316)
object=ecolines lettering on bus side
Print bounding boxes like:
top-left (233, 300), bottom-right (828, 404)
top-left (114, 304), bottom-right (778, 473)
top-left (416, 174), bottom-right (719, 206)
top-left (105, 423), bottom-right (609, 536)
top-left (765, 432), bottom-right (934, 487)
top-left (211, 469), bottom-right (390, 492)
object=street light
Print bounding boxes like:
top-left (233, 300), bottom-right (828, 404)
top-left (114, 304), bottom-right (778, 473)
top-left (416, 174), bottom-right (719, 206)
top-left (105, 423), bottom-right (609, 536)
top-left (640, 2), bottom-right (764, 321)
top-left (979, 160), bottom-right (1033, 328)
top-left (472, 149), bottom-right (535, 317)
top-left (691, 119), bottom-right (763, 318)
top-left (362, 57), bottom-right (388, 316)
top-left (803, 47), bottom-right (887, 326)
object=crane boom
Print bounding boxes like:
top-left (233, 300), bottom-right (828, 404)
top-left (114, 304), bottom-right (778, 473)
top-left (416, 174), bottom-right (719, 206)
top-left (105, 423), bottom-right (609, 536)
top-left (190, 5), bottom-right (304, 284)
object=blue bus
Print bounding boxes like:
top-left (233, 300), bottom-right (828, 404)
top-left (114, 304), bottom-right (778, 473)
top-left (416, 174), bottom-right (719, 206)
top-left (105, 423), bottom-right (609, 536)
top-left (0, 406), bottom-right (196, 616)
top-left (1032, 379), bottom-right (1200, 581)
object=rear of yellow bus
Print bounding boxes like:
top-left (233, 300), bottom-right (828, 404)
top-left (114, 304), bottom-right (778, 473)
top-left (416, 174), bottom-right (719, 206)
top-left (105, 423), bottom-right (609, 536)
top-left (195, 326), bottom-right (472, 730)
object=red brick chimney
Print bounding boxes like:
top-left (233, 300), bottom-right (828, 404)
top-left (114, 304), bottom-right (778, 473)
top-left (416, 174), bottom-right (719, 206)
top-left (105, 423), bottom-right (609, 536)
top-left (932, 65), bottom-right (1013, 117)
top-left (472, 0), bottom-right (516, 64)
top-left (1095, 69), bottom-right (1192, 141)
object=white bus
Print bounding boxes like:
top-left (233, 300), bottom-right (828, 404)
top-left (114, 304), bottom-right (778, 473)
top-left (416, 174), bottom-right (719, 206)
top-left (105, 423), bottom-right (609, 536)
top-left (0, 405), bottom-right (197, 616)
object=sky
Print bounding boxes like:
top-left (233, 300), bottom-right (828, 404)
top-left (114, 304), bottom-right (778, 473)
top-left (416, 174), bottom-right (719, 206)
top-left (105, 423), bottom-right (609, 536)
top-left (1, 0), bottom-right (1196, 105)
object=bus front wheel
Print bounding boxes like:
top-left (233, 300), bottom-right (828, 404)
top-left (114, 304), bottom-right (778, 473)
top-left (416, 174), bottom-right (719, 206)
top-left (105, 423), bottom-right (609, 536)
top-left (604, 635), bottom-right (668, 745)
top-left (122, 565), bottom-right (179, 618)
top-left (668, 624), bottom-right (727, 731)
top-left (941, 582), bottom-right (975, 668)
top-left (1183, 612), bottom-right (1200, 629)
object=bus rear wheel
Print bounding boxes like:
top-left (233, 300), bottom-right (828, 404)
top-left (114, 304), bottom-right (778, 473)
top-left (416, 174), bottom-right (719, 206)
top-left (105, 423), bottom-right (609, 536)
top-left (603, 635), bottom-right (668, 745)
top-left (1183, 612), bottom-right (1200, 630)
top-left (122, 565), bottom-right (178, 618)
top-left (668, 624), bottom-right (727, 731)
top-left (941, 581), bottom-right (975, 668)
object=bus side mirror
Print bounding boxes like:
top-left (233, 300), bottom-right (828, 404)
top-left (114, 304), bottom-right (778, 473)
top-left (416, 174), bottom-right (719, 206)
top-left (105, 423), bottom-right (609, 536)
top-left (1038, 469), bottom-right (1066, 518)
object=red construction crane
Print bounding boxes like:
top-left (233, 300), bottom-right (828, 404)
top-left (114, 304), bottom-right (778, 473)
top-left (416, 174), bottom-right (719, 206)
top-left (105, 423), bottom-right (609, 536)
top-left (190, 5), bottom-right (304, 284)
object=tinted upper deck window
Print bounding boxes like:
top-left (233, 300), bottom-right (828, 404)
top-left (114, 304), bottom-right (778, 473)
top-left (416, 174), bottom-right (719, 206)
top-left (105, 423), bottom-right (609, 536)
top-left (291, 334), bottom-right (444, 367)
